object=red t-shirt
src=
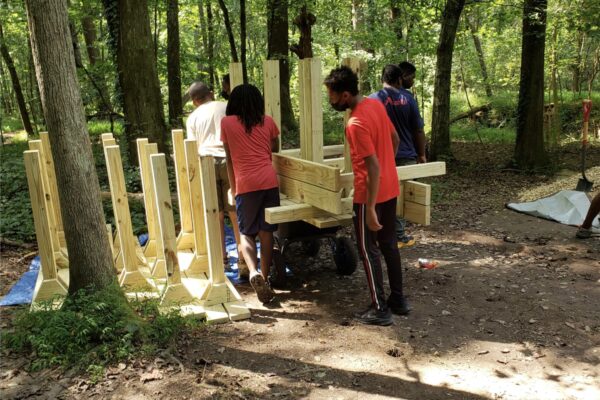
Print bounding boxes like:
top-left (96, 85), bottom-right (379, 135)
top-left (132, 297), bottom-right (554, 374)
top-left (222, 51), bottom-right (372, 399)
top-left (221, 115), bottom-right (279, 195)
top-left (346, 98), bottom-right (400, 204)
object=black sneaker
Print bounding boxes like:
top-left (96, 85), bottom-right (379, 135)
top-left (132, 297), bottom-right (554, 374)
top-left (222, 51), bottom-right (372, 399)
top-left (387, 296), bottom-right (411, 316)
top-left (354, 307), bottom-right (393, 326)
top-left (353, 304), bottom-right (375, 319)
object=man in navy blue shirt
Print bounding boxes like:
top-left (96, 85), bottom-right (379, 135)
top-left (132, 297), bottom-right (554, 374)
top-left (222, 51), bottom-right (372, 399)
top-left (369, 63), bottom-right (426, 246)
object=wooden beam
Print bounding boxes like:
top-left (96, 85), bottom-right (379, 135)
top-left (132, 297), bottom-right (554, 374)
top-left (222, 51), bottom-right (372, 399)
top-left (137, 139), bottom-right (158, 258)
top-left (322, 157), bottom-right (345, 169)
top-left (340, 161), bottom-right (446, 187)
top-left (24, 150), bottom-right (68, 303)
top-left (265, 197), bottom-right (353, 224)
top-left (263, 59), bottom-right (281, 152)
top-left (278, 175), bottom-right (342, 214)
top-left (404, 181), bottom-right (431, 206)
top-left (281, 144), bottom-right (344, 158)
top-left (39, 132), bottom-right (64, 234)
top-left (229, 62), bottom-right (243, 90)
top-left (172, 130), bottom-right (194, 242)
top-left (298, 58), bottom-right (323, 162)
top-left (403, 201), bottom-right (430, 225)
top-left (272, 153), bottom-right (340, 191)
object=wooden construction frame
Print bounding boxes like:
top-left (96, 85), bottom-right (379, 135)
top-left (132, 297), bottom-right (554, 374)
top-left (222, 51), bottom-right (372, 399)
top-left (263, 59), bottom-right (282, 151)
top-left (298, 58), bottom-right (324, 162)
top-left (24, 150), bottom-right (68, 307)
top-left (172, 129), bottom-right (195, 251)
top-left (136, 139), bottom-right (158, 260)
top-left (229, 62), bottom-right (243, 90)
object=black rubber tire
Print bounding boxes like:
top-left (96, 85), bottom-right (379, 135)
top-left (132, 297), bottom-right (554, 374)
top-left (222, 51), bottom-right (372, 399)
top-left (301, 239), bottom-right (321, 257)
top-left (333, 236), bottom-right (358, 276)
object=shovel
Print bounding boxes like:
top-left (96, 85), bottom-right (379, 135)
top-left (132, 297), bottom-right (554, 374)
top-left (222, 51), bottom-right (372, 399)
top-left (576, 99), bottom-right (593, 192)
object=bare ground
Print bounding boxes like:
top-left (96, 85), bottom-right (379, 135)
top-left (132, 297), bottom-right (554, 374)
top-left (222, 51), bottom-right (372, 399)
top-left (1, 142), bottom-right (599, 400)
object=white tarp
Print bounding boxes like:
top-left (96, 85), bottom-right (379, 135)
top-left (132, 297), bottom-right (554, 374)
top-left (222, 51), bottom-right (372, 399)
top-left (507, 190), bottom-right (600, 232)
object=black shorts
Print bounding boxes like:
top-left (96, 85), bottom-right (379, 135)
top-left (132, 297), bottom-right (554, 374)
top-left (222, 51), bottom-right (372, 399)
top-left (235, 187), bottom-right (280, 236)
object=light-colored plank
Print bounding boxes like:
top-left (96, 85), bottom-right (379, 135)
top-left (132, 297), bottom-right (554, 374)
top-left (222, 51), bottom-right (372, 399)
top-left (229, 62), bottom-right (243, 90)
top-left (272, 153), bottom-right (340, 191)
top-left (104, 145), bottom-right (151, 290)
top-left (396, 182), bottom-right (404, 217)
top-left (263, 59), bottom-right (281, 150)
top-left (304, 214), bottom-right (353, 229)
top-left (340, 161), bottom-right (447, 188)
top-left (278, 175), bottom-right (342, 214)
top-left (403, 201), bottom-right (430, 226)
top-left (137, 139), bottom-right (158, 257)
top-left (322, 157), bottom-right (345, 169)
top-left (298, 58), bottom-right (323, 162)
top-left (281, 144), bottom-right (344, 158)
top-left (265, 197), bottom-right (353, 224)
top-left (172, 129), bottom-right (194, 238)
top-left (224, 301), bottom-right (251, 321)
top-left (100, 132), bottom-right (114, 142)
top-left (404, 181), bottom-right (431, 206)
top-left (24, 150), bottom-right (67, 302)
top-left (39, 132), bottom-right (64, 233)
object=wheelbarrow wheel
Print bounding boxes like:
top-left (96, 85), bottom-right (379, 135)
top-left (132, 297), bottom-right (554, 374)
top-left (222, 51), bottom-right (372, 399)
top-left (333, 237), bottom-right (357, 276)
top-left (301, 239), bottom-right (321, 257)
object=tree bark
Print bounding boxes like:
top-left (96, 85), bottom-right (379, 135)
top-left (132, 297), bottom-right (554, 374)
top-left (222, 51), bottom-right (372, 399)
top-left (167, 0), bottom-right (183, 128)
top-left (81, 13), bottom-right (100, 65)
top-left (24, 0), bottom-right (115, 294)
top-left (514, 0), bottom-right (549, 169)
top-left (267, 0), bottom-right (297, 139)
top-left (290, 5), bottom-right (315, 59)
top-left (430, 0), bottom-right (465, 160)
top-left (102, 0), bottom-right (168, 161)
top-left (466, 15), bottom-right (492, 98)
top-left (572, 31), bottom-right (583, 93)
top-left (206, 1), bottom-right (215, 88)
top-left (217, 0), bottom-right (238, 62)
top-left (240, 0), bottom-right (247, 82)
top-left (550, 23), bottom-right (560, 146)
top-left (0, 22), bottom-right (34, 137)
top-left (390, 0), bottom-right (402, 42)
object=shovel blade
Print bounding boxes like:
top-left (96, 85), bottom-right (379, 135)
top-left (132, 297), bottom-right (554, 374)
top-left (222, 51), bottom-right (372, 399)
top-left (576, 178), bottom-right (594, 192)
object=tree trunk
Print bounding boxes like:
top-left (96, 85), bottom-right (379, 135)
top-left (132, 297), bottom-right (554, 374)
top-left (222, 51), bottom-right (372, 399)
top-left (572, 31), bottom-right (583, 93)
top-left (166, 0), bottom-right (182, 128)
top-left (102, 0), bottom-right (168, 161)
top-left (81, 13), bottom-right (100, 65)
top-left (430, 0), bottom-right (465, 160)
top-left (550, 23), bottom-right (560, 146)
top-left (267, 0), bottom-right (297, 139)
top-left (217, 0), bottom-right (238, 62)
top-left (390, 0), bottom-right (402, 42)
top-left (290, 5), bottom-right (315, 59)
top-left (240, 0), bottom-right (247, 82)
top-left (467, 15), bottom-right (492, 98)
top-left (514, 0), bottom-right (549, 169)
top-left (25, 0), bottom-right (115, 294)
top-left (0, 22), bottom-right (35, 137)
top-left (68, 20), bottom-right (84, 68)
top-left (81, 7), bottom-right (112, 114)
top-left (206, 1), bottom-right (215, 88)
top-left (196, 0), bottom-right (207, 77)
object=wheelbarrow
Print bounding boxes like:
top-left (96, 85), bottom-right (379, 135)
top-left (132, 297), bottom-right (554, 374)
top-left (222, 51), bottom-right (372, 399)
top-left (270, 220), bottom-right (358, 287)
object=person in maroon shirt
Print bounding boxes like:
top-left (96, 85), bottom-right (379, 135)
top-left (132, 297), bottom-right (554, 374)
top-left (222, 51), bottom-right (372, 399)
top-left (325, 66), bottom-right (410, 326)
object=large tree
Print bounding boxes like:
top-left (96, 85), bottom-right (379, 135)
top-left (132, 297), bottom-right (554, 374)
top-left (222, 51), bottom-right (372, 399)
top-left (102, 0), bottom-right (168, 160)
top-left (430, 0), bottom-right (465, 160)
top-left (0, 22), bottom-right (34, 137)
top-left (514, 0), bottom-right (549, 169)
top-left (267, 0), bottom-right (297, 138)
top-left (24, 0), bottom-right (115, 294)
top-left (166, 0), bottom-right (183, 128)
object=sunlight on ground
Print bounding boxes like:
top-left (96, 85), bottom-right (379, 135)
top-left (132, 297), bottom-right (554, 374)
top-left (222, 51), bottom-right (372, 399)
top-left (517, 166), bottom-right (600, 202)
top-left (3, 130), bottom-right (28, 143)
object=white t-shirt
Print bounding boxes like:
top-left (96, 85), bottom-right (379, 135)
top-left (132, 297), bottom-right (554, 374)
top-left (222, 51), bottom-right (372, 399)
top-left (186, 101), bottom-right (227, 157)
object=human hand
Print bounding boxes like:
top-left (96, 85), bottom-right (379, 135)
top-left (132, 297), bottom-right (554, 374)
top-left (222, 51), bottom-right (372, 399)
top-left (227, 188), bottom-right (236, 205)
top-left (417, 155), bottom-right (427, 163)
top-left (366, 207), bottom-right (382, 231)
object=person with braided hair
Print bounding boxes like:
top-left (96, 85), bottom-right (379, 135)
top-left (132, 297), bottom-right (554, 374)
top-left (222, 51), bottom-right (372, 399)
top-left (221, 84), bottom-right (280, 304)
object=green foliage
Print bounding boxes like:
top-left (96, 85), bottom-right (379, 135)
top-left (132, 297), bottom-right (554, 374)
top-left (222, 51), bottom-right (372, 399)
top-left (4, 283), bottom-right (197, 373)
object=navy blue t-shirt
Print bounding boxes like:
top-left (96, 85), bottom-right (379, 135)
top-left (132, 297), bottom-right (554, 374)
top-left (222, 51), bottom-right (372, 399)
top-left (368, 87), bottom-right (424, 160)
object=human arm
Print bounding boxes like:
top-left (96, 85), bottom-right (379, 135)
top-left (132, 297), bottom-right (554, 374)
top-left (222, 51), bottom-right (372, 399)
top-left (364, 154), bottom-right (382, 231)
top-left (413, 129), bottom-right (426, 163)
top-left (223, 143), bottom-right (236, 198)
top-left (391, 129), bottom-right (400, 157)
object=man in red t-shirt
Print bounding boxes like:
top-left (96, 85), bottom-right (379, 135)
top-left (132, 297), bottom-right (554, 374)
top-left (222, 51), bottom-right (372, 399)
top-left (325, 66), bottom-right (410, 326)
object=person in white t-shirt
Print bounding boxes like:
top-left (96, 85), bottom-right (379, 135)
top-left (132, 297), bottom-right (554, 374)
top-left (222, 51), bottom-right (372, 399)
top-left (186, 82), bottom-right (248, 279)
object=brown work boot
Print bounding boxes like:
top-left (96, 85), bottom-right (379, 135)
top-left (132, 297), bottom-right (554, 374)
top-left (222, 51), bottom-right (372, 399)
top-left (250, 273), bottom-right (274, 304)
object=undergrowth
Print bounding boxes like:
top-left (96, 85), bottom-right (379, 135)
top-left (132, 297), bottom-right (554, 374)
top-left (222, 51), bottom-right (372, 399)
top-left (3, 283), bottom-right (198, 375)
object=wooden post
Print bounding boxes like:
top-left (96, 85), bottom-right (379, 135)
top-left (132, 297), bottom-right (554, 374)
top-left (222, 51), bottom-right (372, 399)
top-left (27, 139), bottom-right (68, 268)
top-left (197, 156), bottom-right (249, 321)
top-left (341, 58), bottom-right (367, 173)
top-left (137, 139), bottom-right (158, 258)
top-left (39, 132), bottom-right (64, 243)
top-left (24, 150), bottom-right (68, 305)
top-left (172, 129), bottom-right (194, 251)
top-left (263, 60), bottom-right (282, 151)
top-left (150, 153), bottom-right (196, 306)
top-left (229, 62), bottom-right (243, 90)
top-left (104, 145), bottom-right (153, 290)
top-left (101, 132), bottom-right (116, 147)
top-left (183, 139), bottom-right (209, 274)
top-left (298, 58), bottom-right (323, 162)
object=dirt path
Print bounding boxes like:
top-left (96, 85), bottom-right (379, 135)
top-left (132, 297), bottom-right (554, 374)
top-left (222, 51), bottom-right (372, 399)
top-left (1, 143), bottom-right (599, 399)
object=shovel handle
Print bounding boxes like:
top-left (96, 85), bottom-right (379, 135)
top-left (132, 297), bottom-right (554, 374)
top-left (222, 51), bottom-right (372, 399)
top-left (583, 100), bottom-right (592, 143)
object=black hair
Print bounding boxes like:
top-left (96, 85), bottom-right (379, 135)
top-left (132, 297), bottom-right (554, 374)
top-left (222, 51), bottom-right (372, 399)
top-left (398, 61), bottom-right (416, 76)
top-left (225, 84), bottom-right (265, 134)
top-left (381, 64), bottom-right (402, 85)
top-left (324, 66), bottom-right (359, 96)
top-left (188, 81), bottom-right (211, 102)
top-left (222, 74), bottom-right (230, 84)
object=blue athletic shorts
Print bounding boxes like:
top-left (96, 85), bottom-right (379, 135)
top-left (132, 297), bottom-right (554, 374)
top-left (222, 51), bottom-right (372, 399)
top-left (235, 187), bottom-right (280, 236)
